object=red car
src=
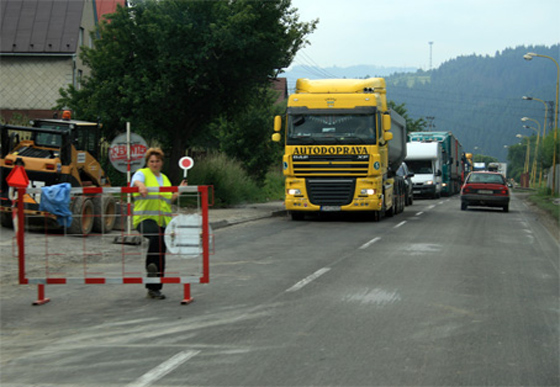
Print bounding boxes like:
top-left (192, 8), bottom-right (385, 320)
top-left (460, 171), bottom-right (510, 212)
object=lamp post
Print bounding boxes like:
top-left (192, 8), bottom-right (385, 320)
top-left (522, 119), bottom-right (541, 186)
top-left (522, 96), bottom-right (548, 137)
top-left (524, 52), bottom-right (559, 195)
top-left (516, 134), bottom-right (531, 175)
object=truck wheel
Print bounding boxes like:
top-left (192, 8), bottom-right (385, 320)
top-left (67, 196), bottom-right (94, 235)
top-left (92, 195), bottom-right (116, 233)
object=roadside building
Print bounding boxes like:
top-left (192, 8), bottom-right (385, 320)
top-left (0, 0), bottom-right (125, 122)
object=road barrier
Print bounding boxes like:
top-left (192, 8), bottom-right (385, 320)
top-left (9, 184), bottom-right (212, 305)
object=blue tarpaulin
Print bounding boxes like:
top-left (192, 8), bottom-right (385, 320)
top-left (39, 183), bottom-right (73, 227)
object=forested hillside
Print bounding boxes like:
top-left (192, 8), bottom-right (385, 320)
top-left (386, 45), bottom-right (558, 161)
top-left (285, 45), bottom-right (558, 162)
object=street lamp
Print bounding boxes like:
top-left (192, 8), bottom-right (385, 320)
top-left (524, 52), bottom-right (559, 195)
top-left (522, 120), bottom-right (542, 186)
top-left (522, 96), bottom-right (549, 138)
top-left (522, 117), bottom-right (542, 186)
top-left (516, 134), bottom-right (531, 174)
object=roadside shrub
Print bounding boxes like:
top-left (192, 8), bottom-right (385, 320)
top-left (260, 168), bottom-right (285, 201)
top-left (186, 152), bottom-right (260, 207)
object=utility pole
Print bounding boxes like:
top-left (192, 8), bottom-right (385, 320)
top-left (425, 116), bottom-right (435, 130)
top-left (429, 42), bottom-right (434, 70)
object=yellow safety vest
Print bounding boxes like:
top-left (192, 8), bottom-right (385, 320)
top-left (133, 168), bottom-right (173, 228)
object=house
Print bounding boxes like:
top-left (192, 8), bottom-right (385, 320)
top-left (271, 77), bottom-right (288, 105)
top-left (0, 0), bottom-right (125, 122)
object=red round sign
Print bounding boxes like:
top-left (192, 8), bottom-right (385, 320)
top-left (178, 156), bottom-right (194, 170)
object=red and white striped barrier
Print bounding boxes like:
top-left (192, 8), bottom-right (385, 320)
top-left (11, 185), bottom-right (212, 305)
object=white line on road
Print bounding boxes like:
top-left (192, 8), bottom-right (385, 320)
top-left (394, 221), bottom-right (406, 228)
top-left (127, 350), bottom-right (200, 387)
top-left (286, 267), bottom-right (331, 292)
top-left (415, 212), bottom-right (424, 216)
top-left (427, 205), bottom-right (436, 210)
top-left (359, 237), bottom-right (381, 250)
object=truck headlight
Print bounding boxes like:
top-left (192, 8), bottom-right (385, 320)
top-left (360, 189), bottom-right (376, 195)
top-left (288, 189), bottom-right (301, 195)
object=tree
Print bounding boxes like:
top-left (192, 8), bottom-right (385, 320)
top-left (214, 86), bottom-right (285, 184)
top-left (388, 101), bottom-right (427, 133)
top-left (473, 154), bottom-right (498, 164)
top-left (58, 0), bottom-right (316, 180)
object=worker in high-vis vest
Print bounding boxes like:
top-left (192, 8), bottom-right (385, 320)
top-left (131, 147), bottom-right (188, 300)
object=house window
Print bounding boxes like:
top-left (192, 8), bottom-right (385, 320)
top-left (79, 27), bottom-right (84, 46)
top-left (77, 70), bottom-right (83, 90)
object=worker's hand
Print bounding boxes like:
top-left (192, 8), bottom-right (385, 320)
top-left (135, 182), bottom-right (148, 197)
top-left (180, 179), bottom-right (188, 186)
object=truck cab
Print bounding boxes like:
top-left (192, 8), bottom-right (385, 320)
top-left (405, 142), bottom-right (443, 199)
top-left (272, 78), bottom-right (407, 221)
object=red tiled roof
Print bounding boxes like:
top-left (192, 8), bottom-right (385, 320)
top-left (96, 0), bottom-right (126, 22)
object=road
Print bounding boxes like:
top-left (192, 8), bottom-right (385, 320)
top-left (1, 194), bottom-right (558, 386)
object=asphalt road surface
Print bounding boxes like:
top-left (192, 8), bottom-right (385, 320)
top-left (1, 194), bottom-right (558, 386)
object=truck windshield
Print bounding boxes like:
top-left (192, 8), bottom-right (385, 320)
top-left (407, 160), bottom-right (433, 174)
top-left (287, 114), bottom-right (376, 145)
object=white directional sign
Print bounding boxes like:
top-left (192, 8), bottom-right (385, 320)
top-left (165, 214), bottom-right (212, 257)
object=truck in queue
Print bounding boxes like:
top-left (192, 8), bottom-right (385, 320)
top-left (272, 78), bottom-right (407, 221)
top-left (405, 141), bottom-right (443, 199)
top-left (408, 131), bottom-right (464, 196)
top-left (0, 113), bottom-right (115, 235)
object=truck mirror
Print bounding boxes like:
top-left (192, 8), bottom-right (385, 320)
top-left (274, 116), bottom-right (282, 132)
top-left (384, 131), bottom-right (393, 141)
top-left (383, 114), bottom-right (391, 131)
top-left (271, 133), bottom-right (281, 142)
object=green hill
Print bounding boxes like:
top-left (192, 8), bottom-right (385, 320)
top-left (386, 44), bottom-right (559, 161)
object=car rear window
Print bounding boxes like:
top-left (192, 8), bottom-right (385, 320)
top-left (468, 173), bottom-right (505, 184)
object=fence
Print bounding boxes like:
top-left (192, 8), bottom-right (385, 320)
top-left (9, 184), bottom-right (212, 305)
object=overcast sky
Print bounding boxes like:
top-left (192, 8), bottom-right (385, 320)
top-left (289, 0), bottom-right (560, 70)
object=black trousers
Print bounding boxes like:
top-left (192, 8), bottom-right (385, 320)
top-left (136, 219), bottom-right (166, 291)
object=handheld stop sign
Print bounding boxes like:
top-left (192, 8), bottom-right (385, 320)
top-left (178, 156), bottom-right (194, 179)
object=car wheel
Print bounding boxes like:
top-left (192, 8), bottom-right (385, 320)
top-left (503, 204), bottom-right (509, 213)
top-left (461, 202), bottom-right (468, 211)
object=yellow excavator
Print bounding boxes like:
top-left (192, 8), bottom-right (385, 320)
top-left (1, 112), bottom-right (115, 235)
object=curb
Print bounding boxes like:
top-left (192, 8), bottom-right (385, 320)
top-left (210, 210), bottom-right (288, 230)
top-left (210, 209), bottom-right (287, 230)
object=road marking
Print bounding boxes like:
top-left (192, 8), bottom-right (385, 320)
top-left (415, 211), bottom-right (424, 216)
top-left (359, 236), bottom-right (381, 250)
top-left (394, 221), bottom-right (406, 228)
top-left (127, 350), bottom-right (200, 387)
top-left (286, 267), bottom-right (331, 292)
top-left (427, 205), bottom-right (436, 210)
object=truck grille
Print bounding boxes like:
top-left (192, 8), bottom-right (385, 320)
top-left (292, 155), bottom-right (369, 177)
top-left (306, 178), bottom-right (355, 206)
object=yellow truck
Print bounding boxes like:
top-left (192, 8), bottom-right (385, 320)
top-left (272, 78), bottom-right (407, 221)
